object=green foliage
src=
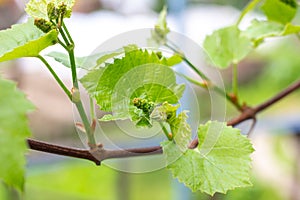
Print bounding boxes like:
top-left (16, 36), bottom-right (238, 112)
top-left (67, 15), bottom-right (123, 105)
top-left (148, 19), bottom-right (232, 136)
top-left (203, 26), bottom-right (252, 68)
top-left (261, 0), bottom-right (297, 24)
top-left (149, 6), bottom-right (170, 46)
top-left (25, 0), bottom-right (75, 20)
top-left (47, 45), bottom-right (139, 70)
top-left (131, 97), bottom-right (156, 127)
top-left (162, 121), bottom-right (254, 195)
top-left (46, 51), bottom-right (102, 70)
top-left (150, 102), bottom-right (179, 123)
top-left (281, 23), bottom-right (300, 35)
top-left (148, 101), bottom-right (191, 146)
top-left (0, 78), bottom-right (34, 191)
top-left (80, 48), bottom-right (184, 114)
top-left (168, 111), bottom-right (191, 152)
top-left (0, 19), bottom-right (58, 62)
top-left (2, 0), bottom-right (298, 196)
top-left (243, 19), bottom-right (300, 47)
top-left (243, 20), bottom-right (284, 47)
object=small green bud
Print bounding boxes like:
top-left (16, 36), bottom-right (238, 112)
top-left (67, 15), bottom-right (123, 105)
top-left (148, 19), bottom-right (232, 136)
top-left (133, 98), bottom-right (142, 108)
top-left (58, 3), bottom-right (72, 18)
top-left (47, 3), bottom-right (59, 20)
top-left (34, 18), bottom-right (56, 33)
top-left (58, 3), bottom-right (67, 17)
top-left (132, 97), bottom-right (155, 114)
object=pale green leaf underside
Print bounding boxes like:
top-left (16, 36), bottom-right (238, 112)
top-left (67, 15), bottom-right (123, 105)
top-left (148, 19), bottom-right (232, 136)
top-left (243, 20), bottom-right (300, 46)
top-left (0, 78), bottom-right (34, 191)
top-left (203, 26), bottom-right (252, 68)
top-left (25, 0), bottom-right (75, 20)
top-left (162, 121), bottom-right (254, 195)
top-left (0, 19), bottom-right (58, 62)
top-left (243, 20), bottom-right (284, 46)
top-left (47, 45), bottom-right (139, 70)
top-left (81, 49), bottom-right (184, 112)
top-left (46, 51), bottom-right (103, 70)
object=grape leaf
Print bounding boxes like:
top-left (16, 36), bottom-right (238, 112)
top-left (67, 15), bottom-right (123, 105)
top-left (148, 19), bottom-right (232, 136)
top-left (46, 51), bottom-right (103, 70)
top-left (243, 20), bottom-right (300, 47)
top-left (0, 78), bottom-right (34, 191)
top-left (99, 65), bottom-right (184, 127)
top-left (81, 49), bottom-right (184, 111)
top-left (261, 0), bottom-right (297, 24)
top-left (47, 45), bottom-right (138, 70)
top-left (281, 23), bottom-right (300, 35)
top-left (149, 6), bottom-right (170, 46)
top-left (25, 0), bottom-right (75, 20)
top-left (0, 19), bottom-right (58, 63)
top-left (243, 20), bottom-right (284, 47)
top-left (162, 121), bottom-right (254, 195)
top-left (203, 26), bottom-right (252, 68)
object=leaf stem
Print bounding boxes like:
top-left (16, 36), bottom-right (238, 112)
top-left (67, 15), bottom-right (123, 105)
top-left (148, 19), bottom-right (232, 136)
top-left (176, 71), bottom-right (242, 110)
top-left (90, 97), bottom-right (95, 120)
top-left (62, 22), bottom-right (74, 45)
top-left (58, 27), bottom-right (70, 46)
top-left (75, 101), bottom-right (96, 148)
top-left (232, 63), bottom-right (238, 96)
top-left (166, 41), bottom-right (242, 110)
top-left (159, 122), bottom-right (172, 141)
top-left (68, 49), bottom-right (79, 88)
top-left (236, 0), bottom-right (261, 26)
top-left (165, 43), bottom-right (209, 81)
top-left (58, 21), bottom-right (97, 148)
top-left (37, 55), bottom-right (71, 99)
top-left (57, 38), bottom-right (68, 51)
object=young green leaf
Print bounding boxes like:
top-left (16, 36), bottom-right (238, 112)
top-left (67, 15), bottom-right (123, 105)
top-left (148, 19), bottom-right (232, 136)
top-left (95, 44), bottom-right (138, 67)
top-left (81, 49), bottom-right (184, 127)
top-left (47, 45), bottom-right (139, 70)
top-left (162, 121), bottom-right (254, 195)
top-left (0, 19), bottom-right (58, 63)
top-left (281, 23), bottom-right (300, 36)
top-left (0, 78), bottom-right (34, 191)
top-left (243, 20), bottom-right (300, 47)
top-left (261, 0), bottom-right (297, 24)
top-left (149, 6), bottom-right (170, 46)
top-left (203, 26), bottom-right (252, 68)
top-left (25, 0), bottom-right (75, 20)
top-left (46, 51), bottom-right (103, 70)
top-left (243, 20), bottom-right (284, 47)
top-left (81, 49), bottom-right (184, 111)
top-left (149, 102), bottom-right (191, 143)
